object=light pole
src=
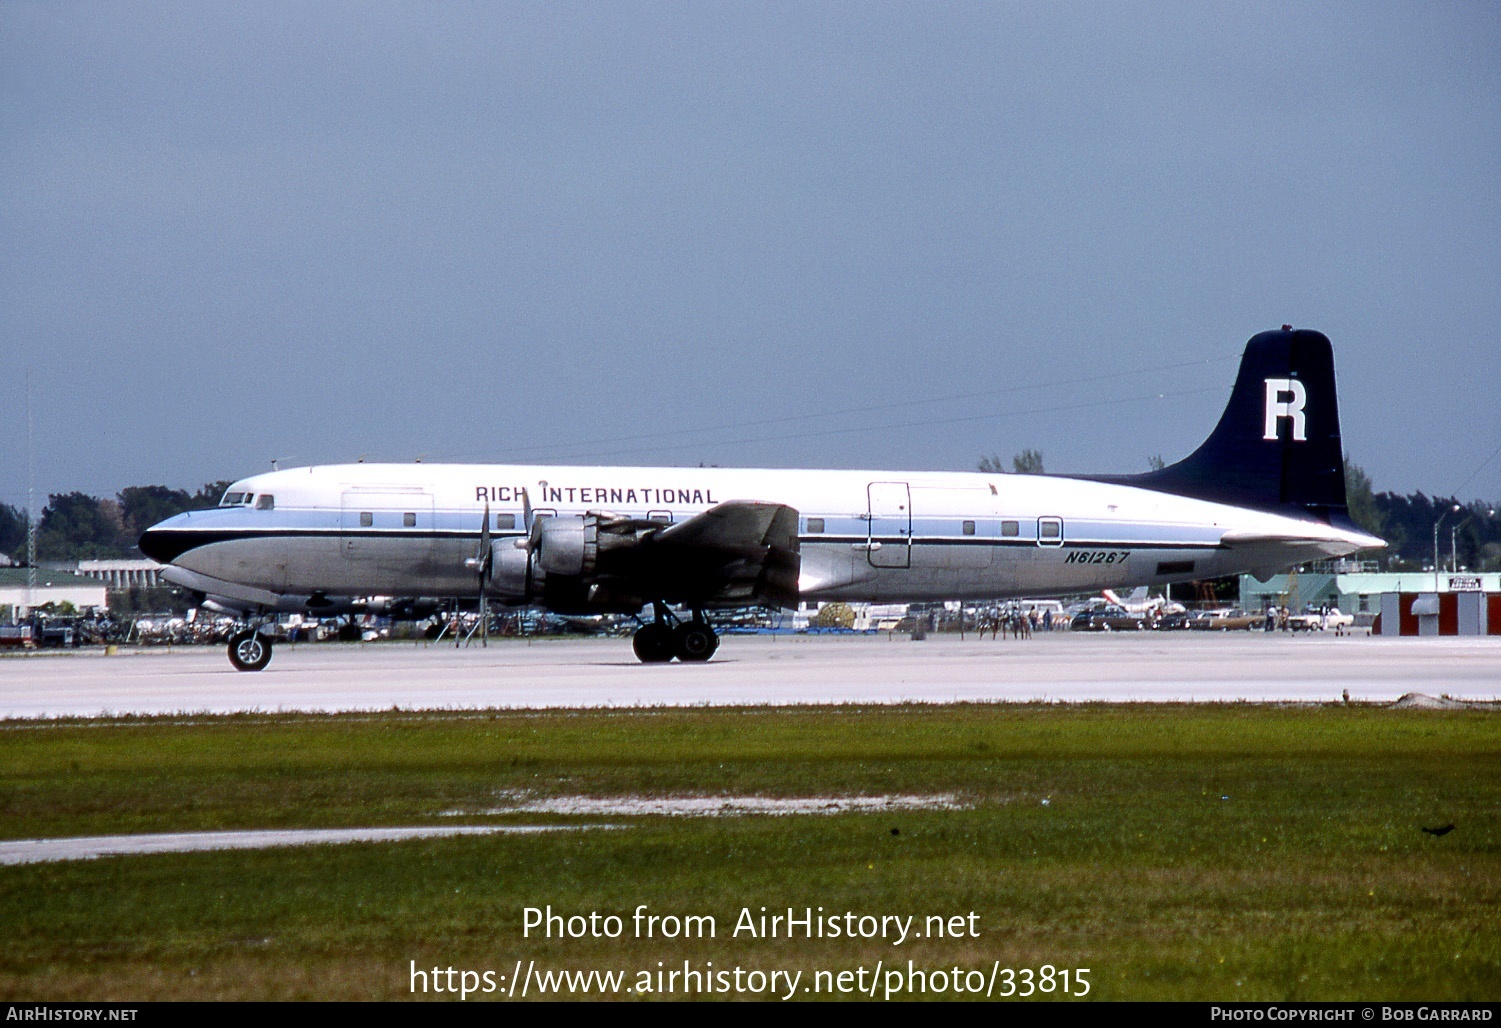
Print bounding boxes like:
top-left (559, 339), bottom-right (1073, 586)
top-left (1433, 503), bottom-right (1461, 593)
top-left (1451, 508), bottom-right (1495, 573)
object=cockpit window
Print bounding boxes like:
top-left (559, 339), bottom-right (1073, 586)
top-left (221, 492), bottom-right (245, 506)
top-left (256, 494), bottom-right (275, 510)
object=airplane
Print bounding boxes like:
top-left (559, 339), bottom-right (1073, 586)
top-left (1100, 586), bottom-right (1187, 617)
top-left (139, 327), bottom-right (1384, 671)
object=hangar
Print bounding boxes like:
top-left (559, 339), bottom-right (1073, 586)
top-left (0, 567), bottom-right (108, 618)
top-left (1239, 560), bottom-right (1501, 619)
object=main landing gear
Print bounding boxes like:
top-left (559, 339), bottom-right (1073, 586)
top-left (227, 627), bottom-right (273, 672)
top-left (632, 603), bottom-right (718, 664)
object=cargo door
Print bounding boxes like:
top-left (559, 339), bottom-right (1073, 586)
top-left (866, 482), bottom-right (911, 568)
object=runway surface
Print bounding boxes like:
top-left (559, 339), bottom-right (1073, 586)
top-left (3, 633), bottom-right (1499, 718)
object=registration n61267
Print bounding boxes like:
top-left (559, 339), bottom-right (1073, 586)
top-left (1062, 550), bottom-right (1130, 565)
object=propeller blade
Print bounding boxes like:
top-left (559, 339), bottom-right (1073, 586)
top-left (464, 503), bottom-right (493, 576)
top-left (475, 504), bottom-right (492, 648)
top-left (518, 489), bottom-right (548, 554)
top-left (479, 502), bottom-right (492, 575)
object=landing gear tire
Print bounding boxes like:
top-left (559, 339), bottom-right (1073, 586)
top-left (674, 622), bottom-right (718, 662)
top-left (228, 630), bottom-right (273, 672)
top-left (632, 623), bottom-right (676, 663)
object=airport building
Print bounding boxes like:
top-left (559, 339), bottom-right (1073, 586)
top-left (1239, 560), bottom-right (1501, 617)
top-left (0, 567), bottom-right (109, 617)
top-left (74, 559), bottom-right (166, 590)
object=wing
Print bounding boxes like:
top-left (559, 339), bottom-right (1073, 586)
top-left (644, 501), bottom-right (801, 608)
top-left (504, 501), bottom-right (802, 612)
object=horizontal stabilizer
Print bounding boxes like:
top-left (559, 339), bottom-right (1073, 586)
top-left (1220, 525), bottom-right (1383, 549)
top-left (1219, 531), bottom-right (1324, 546)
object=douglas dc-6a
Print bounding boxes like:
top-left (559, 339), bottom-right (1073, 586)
top-left (140, 328), bottom-right (1383, 670)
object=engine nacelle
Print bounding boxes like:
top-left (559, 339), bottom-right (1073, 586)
top-left (482, 513), bottom-right (658, 611)
top-left (536, 515), bottom-right (594, 576)
top-left (487, 540), bottom-right (533, 602)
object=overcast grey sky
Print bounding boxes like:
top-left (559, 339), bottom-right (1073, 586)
top-left (3, 2), bottom-right (1498, 509)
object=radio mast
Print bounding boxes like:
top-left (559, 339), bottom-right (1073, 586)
top-left (26, 367), bottom-right (37, 608)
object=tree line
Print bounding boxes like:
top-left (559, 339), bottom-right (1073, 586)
top-left (0, 482), bottom-right (232, 563)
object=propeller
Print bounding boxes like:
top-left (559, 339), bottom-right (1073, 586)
top-left (520, 487), bottom-right (545, 554)
top-left (518, 489), bottom-right (541, 638)
top-left (518, 487), bottom-right (545, 554)
top-left (464, 503), bottom-right (492, 646)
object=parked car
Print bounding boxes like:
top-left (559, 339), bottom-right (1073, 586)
top-left (1287, 607), bottom-right (1355, 632)
top-left (1191, 608), bottom-right (1265, 631)
top-left (1069, 606), bottom-right (1150, 631)
top-left (0, 625), bottom-right (34, 648)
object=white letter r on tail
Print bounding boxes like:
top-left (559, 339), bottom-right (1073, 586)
top-left (1263, 378), bottom-right (1307, 441)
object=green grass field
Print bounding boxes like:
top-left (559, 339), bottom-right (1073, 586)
top-left (1, 704), bottom-right (1498, 1001)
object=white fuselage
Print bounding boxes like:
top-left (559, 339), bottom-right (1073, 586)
top-left (148, 462), bottom-right (1379, 611)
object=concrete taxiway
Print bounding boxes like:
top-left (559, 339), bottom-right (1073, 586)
top-left (2, 633), bottom-right (1498, 718)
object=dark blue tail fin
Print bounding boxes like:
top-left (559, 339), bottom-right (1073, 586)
top-left (1094, 328), bottom-right (1349, 520)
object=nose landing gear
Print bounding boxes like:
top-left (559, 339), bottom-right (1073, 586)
top-left (631, 603), bottom-right (718, 663)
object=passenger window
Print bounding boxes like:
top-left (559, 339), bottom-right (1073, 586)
top-left (962, 520), bottom-right (975, 536)
top-left (403, 512), bottom-right (416, 527)
top-left (256, 495), bottom-right (275, 510)
top-left (1001, 520), bottom-right (1019, 537)
top-left (806, 517), bottom-right (825, 533)
top-left (1037, 517), bottom-right (1064, 546)
top-left (496, 513), bottom-right (516, 530)
top-left (360, 512), bottom-right (373, 527)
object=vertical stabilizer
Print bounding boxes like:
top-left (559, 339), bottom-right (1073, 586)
top-left (1093, 328), bottom-right (1348, 520)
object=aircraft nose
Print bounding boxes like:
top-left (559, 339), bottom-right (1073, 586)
top-left (138, 515), bottom-right (199, 564)
top-left (137, 524), bottom-right (175, 564)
